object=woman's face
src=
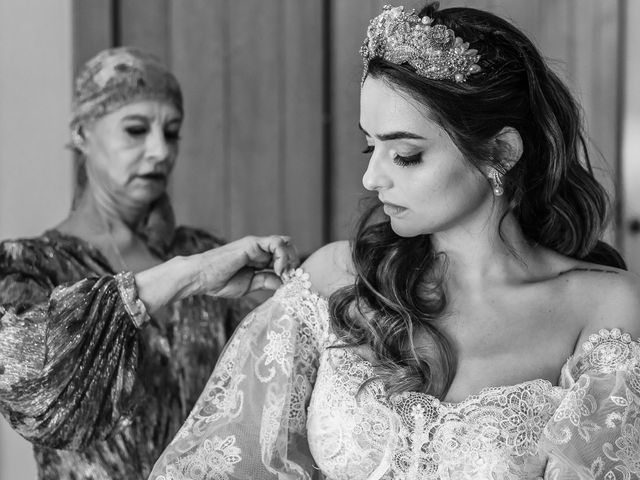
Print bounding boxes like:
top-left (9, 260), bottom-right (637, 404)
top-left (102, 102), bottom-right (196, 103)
top-left (359, 76), bottom-right (492, 237)
top-left (80, 99), bottom-right (182, 207)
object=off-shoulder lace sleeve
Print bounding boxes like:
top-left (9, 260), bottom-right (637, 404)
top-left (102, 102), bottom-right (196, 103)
top-left (149, 269), bottom-right (331, 480)
top-left (541, 328), bottom-right (640, 480)
top-left (0, 240), bottom-right (145, 449)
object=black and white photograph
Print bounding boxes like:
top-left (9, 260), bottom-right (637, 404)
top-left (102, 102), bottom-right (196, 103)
top-left (0, 0), bottom-right (639, 479)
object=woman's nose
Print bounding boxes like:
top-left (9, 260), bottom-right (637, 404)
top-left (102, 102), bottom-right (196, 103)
top-left (362, 154), bottom-right (391, 191)
top-left (146, 127), bottom-right (170, 161)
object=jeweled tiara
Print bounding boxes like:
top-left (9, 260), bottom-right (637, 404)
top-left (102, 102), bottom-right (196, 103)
top-left (360, 5), bottom-right (481, 83)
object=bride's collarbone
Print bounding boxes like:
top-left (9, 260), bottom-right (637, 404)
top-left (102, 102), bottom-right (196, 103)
top-left (408, 294), bottom-right (579, 400)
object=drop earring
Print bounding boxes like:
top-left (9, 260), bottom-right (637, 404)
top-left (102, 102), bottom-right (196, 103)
top-left (489, 168), bottom-right (504, 196)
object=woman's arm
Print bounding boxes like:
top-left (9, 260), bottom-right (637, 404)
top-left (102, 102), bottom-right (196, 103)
top-left (136, 235), bottom-right (298, 315)
top-left (0, 270), bottom-right (141, 450)
top-left (0, 234), bottom-right (298, 450)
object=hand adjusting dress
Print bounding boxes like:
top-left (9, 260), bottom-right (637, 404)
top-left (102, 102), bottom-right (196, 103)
top-left (150, 270), bottom-right (640, 480)
top-left (0, 227), bottom-right (253, 480)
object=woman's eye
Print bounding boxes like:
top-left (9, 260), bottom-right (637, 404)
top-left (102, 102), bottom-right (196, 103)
top-left (361, 145), bottom-right (374, 154)
top-left (125, 126), bottom-right (148, 136)
top-left (393, 153), bottom-right (422, 167)
top-left (165, 130), bottom-right (182, 142)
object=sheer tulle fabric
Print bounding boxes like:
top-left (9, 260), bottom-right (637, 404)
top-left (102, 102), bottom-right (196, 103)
top-left (150, 270), bottom-right (330, 479)
top-left (150, 270), bottom-right (640, 480)
top-left (542, 330), bottom-right (640, 479)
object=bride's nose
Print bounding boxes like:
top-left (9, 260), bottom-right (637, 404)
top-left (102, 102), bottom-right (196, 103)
top-left (362, 154), bottom-right (392, 191)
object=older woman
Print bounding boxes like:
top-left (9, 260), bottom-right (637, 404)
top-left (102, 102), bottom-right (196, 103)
top-left (0, 47), bottom-right (297, 480)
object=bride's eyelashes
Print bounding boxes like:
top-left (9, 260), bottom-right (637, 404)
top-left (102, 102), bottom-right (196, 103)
top-left (361, 145), bottom-right (423, 167)
top-left (393, 153), bottom-right (422, 167)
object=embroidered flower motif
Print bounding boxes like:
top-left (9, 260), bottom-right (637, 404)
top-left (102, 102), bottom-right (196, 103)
top-left (606, 412), bottom-right (624, 428)
top-left (612, 417), bottom-right (640, 474)
top-left (260, 385), bottom-right (285, 458)
top-left (553, 376), bottom-right (597, 427)
top-left (170, 436), bottom-right (241, 480)
top-left (580, 329), bottom-right (634, 375)
top-left (626, 362), bottom-right (640, 396)
top-left (500, 386), bottom-right (552, 455)
top-left (288, 374), bottom-right (310, 433)
top-left (264, 329), bottom-right (293, 369)
top-left (590, 456), bottom-right (605, 477)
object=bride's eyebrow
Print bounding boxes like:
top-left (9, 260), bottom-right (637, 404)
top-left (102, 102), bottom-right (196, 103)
top-left (358, 123), bottom-right (425, 141)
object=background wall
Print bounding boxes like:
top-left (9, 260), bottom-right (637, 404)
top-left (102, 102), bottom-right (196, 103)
top-left (73, 0), bottom-right (627, 257)
top-left (0, 0), bottom-right (73, 478)
top-left (622, 0), bottom-right (640, 272)
top-left (0, 0), bottom-right (637, 478)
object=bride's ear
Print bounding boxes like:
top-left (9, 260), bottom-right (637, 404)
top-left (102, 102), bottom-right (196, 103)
top-left (493, 126), bottom-right (523, 171)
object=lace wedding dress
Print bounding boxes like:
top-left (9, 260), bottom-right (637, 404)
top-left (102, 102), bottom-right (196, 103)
top-left (149, 270), bottom-right (640, 480)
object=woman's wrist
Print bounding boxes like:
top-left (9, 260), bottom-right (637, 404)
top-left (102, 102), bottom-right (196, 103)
top-left (134, 255), bottom-right (202, 313)
top-left (115, 271), bottom-right (151, 328)
top-left (173, 254), bottom-right (205, 298)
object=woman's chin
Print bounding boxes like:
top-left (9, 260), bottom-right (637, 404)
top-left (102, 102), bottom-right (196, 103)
top-left (388, 220), bottom-right (423, 238)
top-left (128, 185), bottom-right (167, 206)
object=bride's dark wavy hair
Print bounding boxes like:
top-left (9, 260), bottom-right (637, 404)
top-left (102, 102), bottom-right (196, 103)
top-left (329, 2), bottom-right (625, 400)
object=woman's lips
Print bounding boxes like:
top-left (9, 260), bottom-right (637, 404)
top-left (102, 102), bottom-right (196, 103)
top-left (137, 172), bottom-right (167, 182)
top-left (381, 200), bottom-right (408, 216)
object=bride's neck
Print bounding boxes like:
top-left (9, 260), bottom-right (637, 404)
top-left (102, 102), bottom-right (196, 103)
top-left (432, 213), bottom-right (538, 287)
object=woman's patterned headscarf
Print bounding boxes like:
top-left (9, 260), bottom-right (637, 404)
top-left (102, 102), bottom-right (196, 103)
top-left (70, 46), bottom-right (183, 131)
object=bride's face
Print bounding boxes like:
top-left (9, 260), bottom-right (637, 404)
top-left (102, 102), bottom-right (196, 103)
top-left (359, 76), bottom-right (492, 237)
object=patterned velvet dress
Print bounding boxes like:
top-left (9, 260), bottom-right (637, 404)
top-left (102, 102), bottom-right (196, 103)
top-left (0, 227), bottom-right (253, 479)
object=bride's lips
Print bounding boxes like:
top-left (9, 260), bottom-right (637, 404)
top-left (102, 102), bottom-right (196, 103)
top-left (380, 199), bottom-right (408, 217)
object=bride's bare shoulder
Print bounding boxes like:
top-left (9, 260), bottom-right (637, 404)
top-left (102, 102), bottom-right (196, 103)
top-left (301, 241), bottom-right (356, 297)
top-left (556, 260), bottom-right (640, 346)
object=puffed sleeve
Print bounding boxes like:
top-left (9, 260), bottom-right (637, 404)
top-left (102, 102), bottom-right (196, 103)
top-left (149, 269), bottom-right (330, 480)
top-left (0, 240), bottom-right (146, 450)
top-left (541, 329), bottom-right (640, 480)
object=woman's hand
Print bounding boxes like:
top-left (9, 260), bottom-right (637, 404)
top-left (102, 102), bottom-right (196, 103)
top-left (134, 235), bottom-right (299, 314)
top-left (195, 235), bottom-right (299, 297)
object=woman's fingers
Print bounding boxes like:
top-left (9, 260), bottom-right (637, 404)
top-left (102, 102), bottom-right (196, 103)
top-left (249, 271), bottom-right (283, 292)
top-left (252, 235), bottom-right (300, 275)
top-left (206, 269), bottom-right (283, 298)
top-left (196, 235), bottom-right (299, 298)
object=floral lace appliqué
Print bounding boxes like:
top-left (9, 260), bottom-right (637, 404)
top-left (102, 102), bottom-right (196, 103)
top-left (158, 435), bottom-right (241, 480)
top-left (543, 329), bottom-right (640, 480)
top-left (308, 348), bottom-right (558, 480)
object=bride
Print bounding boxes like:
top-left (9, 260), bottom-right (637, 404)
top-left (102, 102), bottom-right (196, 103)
top-left (150, 3), bottom-right (640, 479)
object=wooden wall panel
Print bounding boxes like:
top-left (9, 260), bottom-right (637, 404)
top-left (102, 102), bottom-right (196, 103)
top-left (72, 0), bottom-right (113, 77)
top-left (330, 0), bottom-right (395, 241)
top-left (119, 0), bottom-right (170, 63)
top-left (622, 0), bottom-right (640, 272)
top-left (227, 1), bottom-right (283, 239)
top-left (282, 0), bottom-right (326, 253)
top-left (569, 0), bottom-right (620, 203)
top-left (169, 1), bottom-right (228, 237)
